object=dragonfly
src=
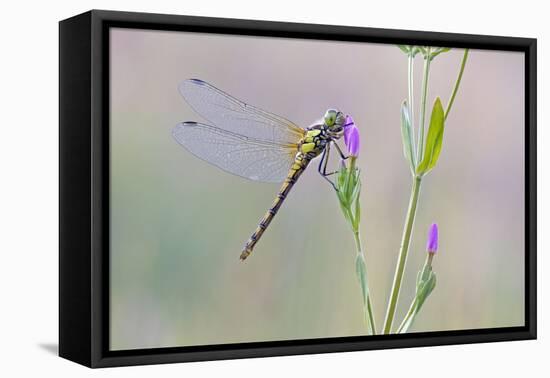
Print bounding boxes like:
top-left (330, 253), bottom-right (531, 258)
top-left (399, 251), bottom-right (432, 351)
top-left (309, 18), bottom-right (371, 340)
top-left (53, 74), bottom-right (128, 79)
top-left (173, 79), bottom-right (350, 260)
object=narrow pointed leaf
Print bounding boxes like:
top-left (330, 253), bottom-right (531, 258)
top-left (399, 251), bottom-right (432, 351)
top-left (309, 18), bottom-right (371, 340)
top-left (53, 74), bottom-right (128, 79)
top-left (400, 100), bottom-right (416, 174)
top-left (430, 47), bottom-right (452, 60)
top-left (418, 46), bottom-right (428, 58)
top-left (355, 254), bottom-right (369, 303)
top-left (352, 190), bottom-right (361, 230)
top-left (400, 269), bottom-right (437, 333)
top-left (337, 165), bottom-right (347, 188)
top-left (338, 202), bottom-right (351, 223)
top-left (416, 270), bottom-right (436, 309)
top-left (355, 254), bottom-right (372, 330)
top-left (416, 97), bottom-right (445, 176)
top-left (351, 172), bottom-right (361, 203)
top-left (397, 45), bottom-right (411, 54)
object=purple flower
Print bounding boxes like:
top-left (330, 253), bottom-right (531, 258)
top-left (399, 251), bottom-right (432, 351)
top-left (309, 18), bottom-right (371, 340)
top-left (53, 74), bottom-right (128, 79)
top-left (343, 115), bottom-right (360, 157)
top-left (426, 223), bottom-right (438, 254)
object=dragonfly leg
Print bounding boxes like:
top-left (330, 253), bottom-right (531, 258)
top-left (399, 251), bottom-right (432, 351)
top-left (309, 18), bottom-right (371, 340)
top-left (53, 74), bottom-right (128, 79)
top-left (332, 141), bottom-right (350, 161)
top-left (318, 145), bottom-right (338, 190)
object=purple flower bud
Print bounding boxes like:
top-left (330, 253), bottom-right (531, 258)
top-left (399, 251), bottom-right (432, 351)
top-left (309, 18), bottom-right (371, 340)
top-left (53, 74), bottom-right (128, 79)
top-left (343, 115), bottom-right (360, 157)
top-left (426, 223), bottom-right (438, 254)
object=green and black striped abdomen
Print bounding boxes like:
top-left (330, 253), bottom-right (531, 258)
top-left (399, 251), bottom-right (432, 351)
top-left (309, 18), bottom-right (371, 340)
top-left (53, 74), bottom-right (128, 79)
top-left (240, 153), bottom-right (311, 260)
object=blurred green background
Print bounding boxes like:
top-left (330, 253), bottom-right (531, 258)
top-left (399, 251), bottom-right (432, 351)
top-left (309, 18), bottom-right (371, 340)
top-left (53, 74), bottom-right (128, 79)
top-left (109, 28), bottom-right (525, 350)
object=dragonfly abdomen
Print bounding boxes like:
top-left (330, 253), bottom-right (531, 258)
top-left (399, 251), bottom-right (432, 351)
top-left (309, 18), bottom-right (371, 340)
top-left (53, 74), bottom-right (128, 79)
top-left (240, 153), bottom-right (312, 260)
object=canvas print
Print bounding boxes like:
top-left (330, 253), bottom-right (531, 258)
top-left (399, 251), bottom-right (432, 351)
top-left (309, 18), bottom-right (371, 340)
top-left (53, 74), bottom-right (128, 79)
top-left (109, 28), bottom-right (525, 350)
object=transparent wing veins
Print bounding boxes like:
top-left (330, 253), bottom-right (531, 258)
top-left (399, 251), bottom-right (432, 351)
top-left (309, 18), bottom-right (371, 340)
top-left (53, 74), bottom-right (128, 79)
top-left (172, 122), bottom-right (297, 183)
top-left (178, 79), bottom-right (306, 144)
top-left (173, 79), bottom-right (306, 183)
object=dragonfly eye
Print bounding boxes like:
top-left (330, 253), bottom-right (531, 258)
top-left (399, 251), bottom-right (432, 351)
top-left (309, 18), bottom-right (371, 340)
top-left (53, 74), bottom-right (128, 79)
top-left (326, 111), bottom-right (345, 134)
top-left (334, 112), bottom-right (346, 129)
top-left (323, 109), bottom-right (338, 127)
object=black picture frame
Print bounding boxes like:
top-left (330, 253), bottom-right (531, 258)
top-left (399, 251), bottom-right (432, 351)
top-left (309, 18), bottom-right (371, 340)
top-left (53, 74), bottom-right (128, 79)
top-left (59, 9), bottom-right (537, 368)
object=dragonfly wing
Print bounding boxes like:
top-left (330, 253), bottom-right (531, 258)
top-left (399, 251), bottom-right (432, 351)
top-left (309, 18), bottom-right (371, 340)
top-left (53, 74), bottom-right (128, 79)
top-left (173, 122), bottom-right (297, 183)
top-left (179, 79), bottom-right (306, 144)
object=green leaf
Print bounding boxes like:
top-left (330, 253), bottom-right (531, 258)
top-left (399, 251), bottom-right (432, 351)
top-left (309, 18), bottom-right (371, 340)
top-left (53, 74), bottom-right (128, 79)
top-left (400, 266), bottom-right (437, 333)
top-left (355, 253), bottom-right (375, 333)
top-left (352, 187), bottom-right (361, 230)
top-left (418, 46), bottom-right (428, 58)
top-left (337, 165), bottom-right (347, 187)
top-left (429, 47), bottom-right (452, 61)
top-left (336, 167), bottom-right (348, 205)
top-left (400, 100), bottom-right (416, 174)
top-left (343, 173), bottom-right (352, 200)
top-left (397, 45), bottom-right (423, 57)
top-left (350, 170), bottom-right (361, 203)
top-left (338, 201), bottom-right (351, 223)
top-left (416, 261), bottom-right (434, 288)
top-left (355, 254), bottom-right (370, 318)
top-left (416, 97), bottom-right (445, 176)
top-left (416, 268), bottom-right (436, 309)
top-left (397, 45), bottom-right (411, 54)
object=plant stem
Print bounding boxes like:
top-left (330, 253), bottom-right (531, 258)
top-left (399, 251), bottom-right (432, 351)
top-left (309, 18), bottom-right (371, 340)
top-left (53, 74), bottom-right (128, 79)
top-left (396, 297), bottom-right (418, 333)
top-left (341, 156), bottom-right (376, 334)
top-left (407, 53), bottom-right (415, 131)
top-left (352, 228), bottom-right (377, 335)
top-left (445, 49), bottom-right (469, 120)
top-left (382, 176), bottom-right (422, 334)
top-left (416, 48), bottom-right (432, 163)
top-left (396, 254), bottom-right (433, 333)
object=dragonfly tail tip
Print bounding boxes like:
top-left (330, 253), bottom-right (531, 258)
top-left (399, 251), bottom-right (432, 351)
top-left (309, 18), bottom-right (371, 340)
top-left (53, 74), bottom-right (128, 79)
top-left (240, 247), bottom-right (253, 261)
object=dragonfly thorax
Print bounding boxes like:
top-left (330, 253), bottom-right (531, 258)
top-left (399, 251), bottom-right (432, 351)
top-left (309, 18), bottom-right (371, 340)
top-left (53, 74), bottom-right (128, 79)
top-left (299, 124), bottom-right (335, 158)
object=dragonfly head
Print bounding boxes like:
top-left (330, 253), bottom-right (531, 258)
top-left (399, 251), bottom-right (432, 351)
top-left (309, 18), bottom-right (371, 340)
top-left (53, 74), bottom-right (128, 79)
top-left (323, 109), bottom-right (346, 138)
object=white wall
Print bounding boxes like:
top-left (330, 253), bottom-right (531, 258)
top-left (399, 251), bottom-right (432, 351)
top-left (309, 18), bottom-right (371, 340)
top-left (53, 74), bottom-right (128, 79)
top-left (0, 0), bottom-right (546, 376)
